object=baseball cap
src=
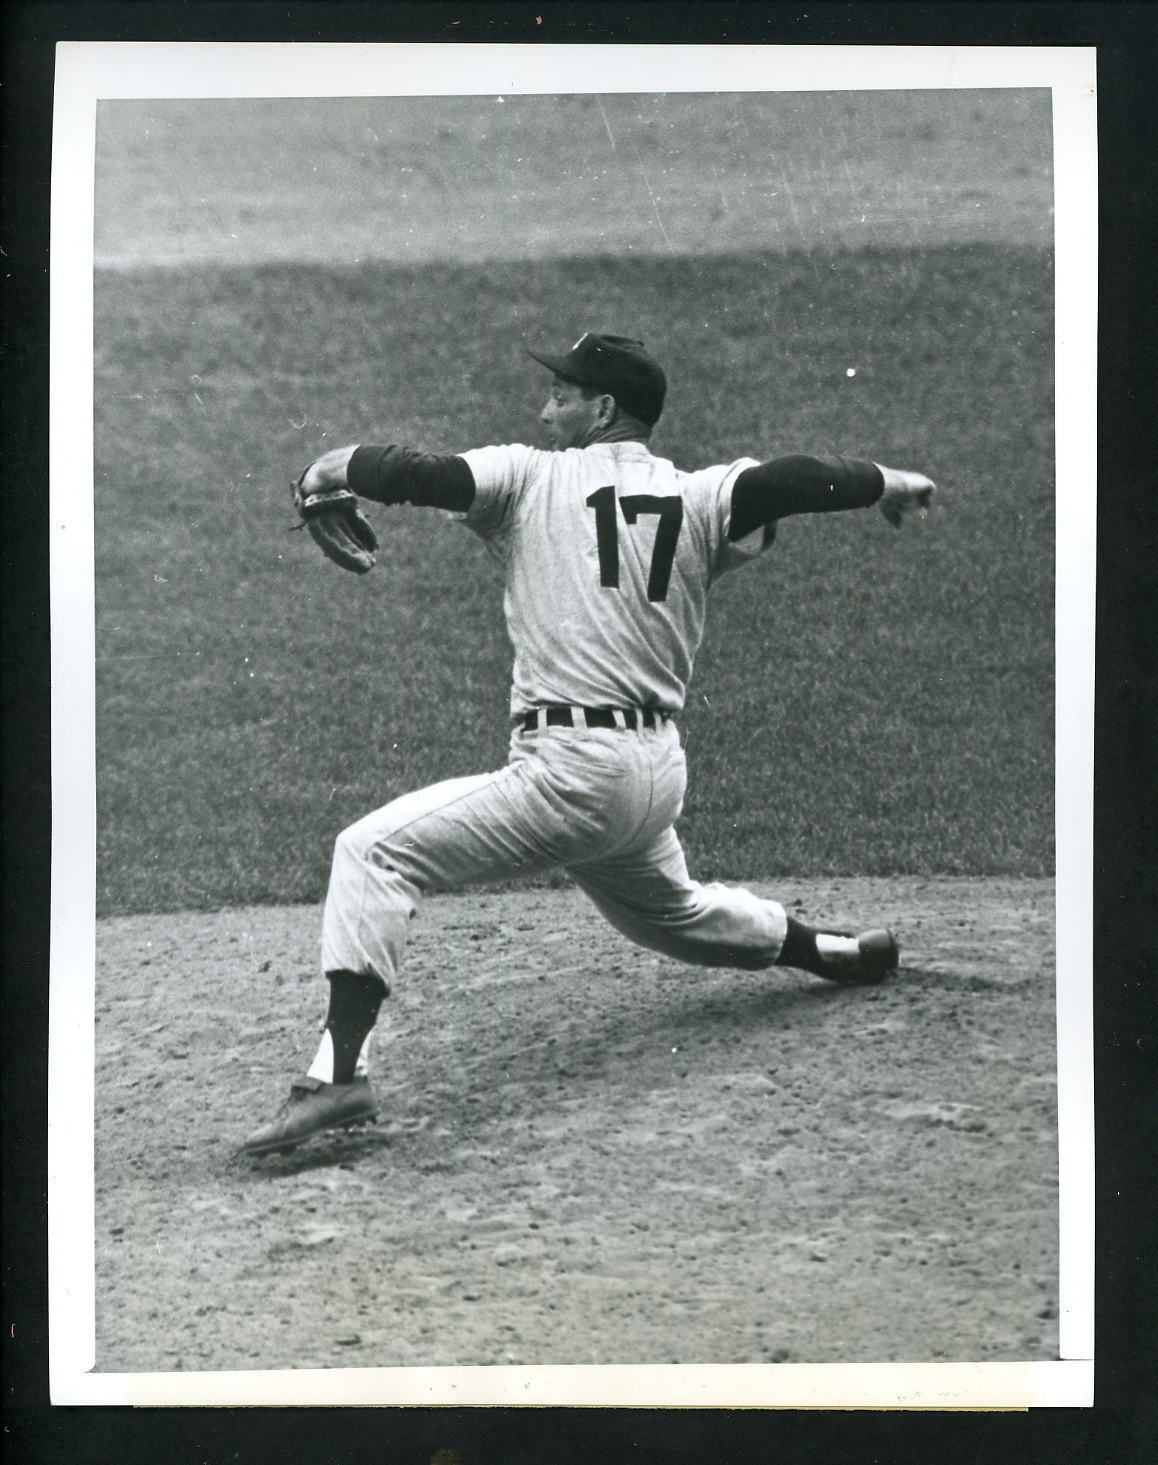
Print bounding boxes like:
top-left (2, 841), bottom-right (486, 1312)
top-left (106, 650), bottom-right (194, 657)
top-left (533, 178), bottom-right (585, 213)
top-left (526, 332), bottom-right (667, 427)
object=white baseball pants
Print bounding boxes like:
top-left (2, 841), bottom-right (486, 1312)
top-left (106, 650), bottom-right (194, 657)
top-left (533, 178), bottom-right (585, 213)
top-left (320, 719), bottom-right (788, 985)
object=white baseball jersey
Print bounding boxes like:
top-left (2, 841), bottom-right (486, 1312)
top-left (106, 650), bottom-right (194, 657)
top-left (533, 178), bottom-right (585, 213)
top-left (456, 441), bottom-right (773, 717)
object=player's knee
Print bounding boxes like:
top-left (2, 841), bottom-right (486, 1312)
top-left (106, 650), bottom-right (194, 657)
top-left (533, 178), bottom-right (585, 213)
top-left (333, 822), bottom-right (417, 887)
top-left (332, 821), bottom-right (375, 870)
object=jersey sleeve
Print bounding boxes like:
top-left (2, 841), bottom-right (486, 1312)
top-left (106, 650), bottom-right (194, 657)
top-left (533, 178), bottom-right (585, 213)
top-left (456, 443), bottom-right (541, 540)
top-left (727, 454), bottom-right (885, 538)
top-left (681, 458), bottom-right (770, 579)
top-left (346, 444), bottom-right (475, 509)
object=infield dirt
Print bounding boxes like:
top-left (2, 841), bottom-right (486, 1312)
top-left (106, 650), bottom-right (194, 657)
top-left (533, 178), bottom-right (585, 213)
top-left (95, 876), bottom-right (1057, 1372)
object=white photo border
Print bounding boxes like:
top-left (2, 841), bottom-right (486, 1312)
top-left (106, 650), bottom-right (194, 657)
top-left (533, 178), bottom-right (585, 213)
top-left (49, 40), bottom-right (1097, 1408)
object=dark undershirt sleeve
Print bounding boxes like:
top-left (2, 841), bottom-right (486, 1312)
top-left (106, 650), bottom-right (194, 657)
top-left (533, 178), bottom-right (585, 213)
top-left (727, 454), bottom-right (884, 541)
top-left (346, 444), bottom-right (477, 511)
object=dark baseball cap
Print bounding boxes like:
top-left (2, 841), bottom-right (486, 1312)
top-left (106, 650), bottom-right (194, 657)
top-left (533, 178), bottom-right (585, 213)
top-left (526, 332), bottom-right (667, 427)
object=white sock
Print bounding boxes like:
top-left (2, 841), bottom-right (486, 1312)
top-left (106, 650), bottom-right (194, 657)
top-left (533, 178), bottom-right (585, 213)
top-left (354, 1031), bottom-right (373, 1078)
top-left (306, 1029), bottom-right (334, 1083)
top-left (816, 933), bottom-right (860, 961)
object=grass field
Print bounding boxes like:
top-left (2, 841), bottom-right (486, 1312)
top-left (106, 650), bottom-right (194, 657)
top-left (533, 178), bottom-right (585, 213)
top-left (94, 91), bottom-right (1053, 268)
top-left (94, 240), bottom-right (1053, 914)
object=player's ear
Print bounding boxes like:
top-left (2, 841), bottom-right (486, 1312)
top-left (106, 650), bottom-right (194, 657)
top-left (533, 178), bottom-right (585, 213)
top-left (598, 392), bottom-right (618, 425)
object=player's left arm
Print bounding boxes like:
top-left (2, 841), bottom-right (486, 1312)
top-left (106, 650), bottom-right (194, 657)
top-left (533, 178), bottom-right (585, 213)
top-left (874, 465), bottom-right (936, 528)
top-left (727, 455), bottom-right (934, 540)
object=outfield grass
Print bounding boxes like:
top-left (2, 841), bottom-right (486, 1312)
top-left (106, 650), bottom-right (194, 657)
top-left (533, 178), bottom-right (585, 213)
top-left (95, 91), bottom-right (1053, 268)
top-left (94, 243), bottom-right (1053, 914)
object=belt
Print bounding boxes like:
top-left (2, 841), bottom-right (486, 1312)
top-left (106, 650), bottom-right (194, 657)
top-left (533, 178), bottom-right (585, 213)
top-left (519, 705), bottom-right (664, 733)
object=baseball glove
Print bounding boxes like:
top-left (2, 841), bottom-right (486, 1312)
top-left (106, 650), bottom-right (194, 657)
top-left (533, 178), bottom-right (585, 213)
top-left (291, 470), bottom-right (378, 574)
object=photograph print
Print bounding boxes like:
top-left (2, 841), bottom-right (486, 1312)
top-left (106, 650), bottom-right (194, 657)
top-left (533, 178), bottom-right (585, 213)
top-left (50, 43), bottom-right (1095, 1405)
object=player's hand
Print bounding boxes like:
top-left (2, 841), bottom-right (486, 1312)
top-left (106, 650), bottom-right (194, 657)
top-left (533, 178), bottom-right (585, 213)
top-left (296, 444), bottom-right (360, 496)
top-left (291, 446), bottom-right (378, 574)
top-left (877, 467), bottom-right (935, 529)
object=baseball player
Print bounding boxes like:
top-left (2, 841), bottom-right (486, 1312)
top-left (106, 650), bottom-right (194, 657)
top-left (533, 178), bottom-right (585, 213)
top-left (241, 332), bottom-right (935, 1156)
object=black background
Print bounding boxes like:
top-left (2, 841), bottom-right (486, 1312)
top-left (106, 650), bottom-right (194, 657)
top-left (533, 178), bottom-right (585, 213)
top-left (3, 3), bottom-right (1154, 1462)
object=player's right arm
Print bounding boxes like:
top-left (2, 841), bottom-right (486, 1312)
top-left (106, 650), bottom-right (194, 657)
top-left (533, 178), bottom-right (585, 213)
top-left (299, 443), bottom-right (477, 511)
top-left (296, 444), bottom-right (540, 541)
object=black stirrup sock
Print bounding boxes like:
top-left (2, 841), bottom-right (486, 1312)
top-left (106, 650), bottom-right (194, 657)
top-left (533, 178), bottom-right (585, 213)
top-left (324, 969), bottom-right (388, 1084)
top-left (775, 917), bottom-right (821, 973)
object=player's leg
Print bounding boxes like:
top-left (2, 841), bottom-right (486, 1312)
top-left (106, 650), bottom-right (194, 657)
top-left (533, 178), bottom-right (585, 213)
top-left (241, 735), bottom-right (654, 1155)
top-left (567, 825), bottom-right (787, 969)
top-left (568, 826), bottom-right (898, 983)
top-left (308, 769), bottom-right (549, 1086)
top-left (316, 731), bottom-right (661, 990)
top-left (241, 766), bottom-right (546, 1155)
top-left (565, 719), bottom-right (896, 980)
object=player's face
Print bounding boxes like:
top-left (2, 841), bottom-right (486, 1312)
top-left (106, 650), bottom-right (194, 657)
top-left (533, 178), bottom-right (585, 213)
top-left (539, 376), bottom-right (603, 450)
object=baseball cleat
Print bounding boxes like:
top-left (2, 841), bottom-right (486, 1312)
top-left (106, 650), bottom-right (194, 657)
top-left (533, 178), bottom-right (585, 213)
top-left (239, 1075), bottom-right (379, 1157)
top-left (812, 928), bottom-right (899, 985)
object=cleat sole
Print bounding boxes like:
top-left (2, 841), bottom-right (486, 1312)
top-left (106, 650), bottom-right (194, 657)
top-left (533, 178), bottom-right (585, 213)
top-left (241, 1112), bottom-right (378, 1158)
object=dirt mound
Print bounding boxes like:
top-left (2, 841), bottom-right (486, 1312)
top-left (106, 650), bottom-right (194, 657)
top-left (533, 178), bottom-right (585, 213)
top-left (93, 876), bottom-right (1057, 1379)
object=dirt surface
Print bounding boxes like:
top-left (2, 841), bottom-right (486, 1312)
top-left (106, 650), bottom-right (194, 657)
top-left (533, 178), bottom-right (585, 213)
top-left (94, 877), bottom-right (1058, 1375)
